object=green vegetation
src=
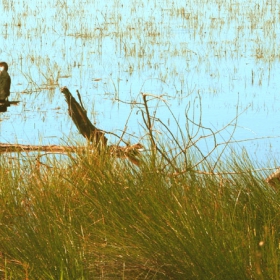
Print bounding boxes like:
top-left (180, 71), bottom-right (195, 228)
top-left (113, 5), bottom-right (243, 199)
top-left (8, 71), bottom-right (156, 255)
top-left (1, 0), bottom-right (280, 278)
top-left (0, 147), bottom-right (279, 279)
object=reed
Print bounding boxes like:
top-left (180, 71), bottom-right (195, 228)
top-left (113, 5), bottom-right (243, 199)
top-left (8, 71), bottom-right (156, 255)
top-left (0, 145), bottom-right (279, 279)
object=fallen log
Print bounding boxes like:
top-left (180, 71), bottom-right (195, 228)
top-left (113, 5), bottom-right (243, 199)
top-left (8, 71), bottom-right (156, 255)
top-left (0, 143), bottom-right (76, 153)
top-left (0, 143), bottom-right (144, 166)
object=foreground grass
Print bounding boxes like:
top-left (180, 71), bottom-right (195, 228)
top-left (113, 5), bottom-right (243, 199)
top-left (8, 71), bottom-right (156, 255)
top-left (0, 149), bottom-right (279, 279)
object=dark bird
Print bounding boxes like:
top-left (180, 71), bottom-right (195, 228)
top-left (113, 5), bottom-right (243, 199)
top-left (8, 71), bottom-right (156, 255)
top-left (0, 62), bottom-right (11, 102)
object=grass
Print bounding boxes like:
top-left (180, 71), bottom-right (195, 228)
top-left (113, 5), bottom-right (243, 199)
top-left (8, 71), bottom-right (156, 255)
top-left (0, 146), bottom-right (279, 279)
top-left (1, 1), bottom-right (280, 278)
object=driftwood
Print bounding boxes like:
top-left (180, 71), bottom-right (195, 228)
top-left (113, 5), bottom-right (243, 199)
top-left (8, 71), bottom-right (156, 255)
top-left (0, 87), bottom-right (143, 165)
top-left (0, 143), bottom-right (143, 166)
top-left (60, 86), bottom-right (145, 164)
top-left (60, 86), bottom-right (107, 146)
top-left (59, 86), bottom-right (143, 164)
top-left (0, 143), bottom-right (143, 165)
top-left (0, 86), bottom-right (280, 173)
top-left (0, 143), bottom-right (75, 153)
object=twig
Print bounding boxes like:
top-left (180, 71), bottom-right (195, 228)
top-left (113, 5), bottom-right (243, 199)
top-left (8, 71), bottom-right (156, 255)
top-left (76, 90), bottom-right (86, 112)
top-left (140, 93), bottom-right (180, 171)
top-left (142, 93), bottom-right (156, 151)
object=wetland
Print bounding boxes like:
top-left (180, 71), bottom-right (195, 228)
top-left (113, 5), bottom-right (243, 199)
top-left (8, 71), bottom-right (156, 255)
top-left (0, 0), bottom-right (280, 279)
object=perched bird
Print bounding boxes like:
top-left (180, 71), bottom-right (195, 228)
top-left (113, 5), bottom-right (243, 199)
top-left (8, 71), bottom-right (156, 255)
top-left (0, 62), bottom-right (11, 101)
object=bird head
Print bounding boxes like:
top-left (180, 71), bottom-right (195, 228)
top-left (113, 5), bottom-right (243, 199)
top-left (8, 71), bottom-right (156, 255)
top-left (0, 62), bottom-right (9, 72)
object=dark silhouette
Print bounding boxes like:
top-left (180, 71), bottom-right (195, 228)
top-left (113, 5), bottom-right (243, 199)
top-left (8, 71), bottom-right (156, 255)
top-left (61, 86), bottom-right (108, 146)
top-left (0, 62), bottom-right (11, 102)
top-left (60, 86), bottom-right (143, 165)
top-left (0, 62), bottom-right (11, 112)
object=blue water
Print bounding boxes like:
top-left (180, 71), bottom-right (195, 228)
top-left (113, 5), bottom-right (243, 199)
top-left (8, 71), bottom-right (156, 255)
top-left (0, 0), bottom-right (280, 167)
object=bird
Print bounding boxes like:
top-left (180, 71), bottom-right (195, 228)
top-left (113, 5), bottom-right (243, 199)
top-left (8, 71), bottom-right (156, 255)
top-left (0, 62), bottom-right (11, 102)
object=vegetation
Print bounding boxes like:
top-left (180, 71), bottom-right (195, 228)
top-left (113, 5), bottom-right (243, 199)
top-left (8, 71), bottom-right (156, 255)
top-left (0, 145), bottom-right (279, 279)
top-left (1, 64), bottom-right (280, 279)
top-left (0, 0), bottom-right (280, 279)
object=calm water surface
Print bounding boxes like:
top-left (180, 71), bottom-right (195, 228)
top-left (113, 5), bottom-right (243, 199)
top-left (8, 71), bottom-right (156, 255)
top-left (0, 0), bottom-right (280, 166)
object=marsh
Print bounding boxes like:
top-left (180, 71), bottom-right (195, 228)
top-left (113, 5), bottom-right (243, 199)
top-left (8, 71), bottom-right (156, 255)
top-left (0, 0), bottom-right (279, 165)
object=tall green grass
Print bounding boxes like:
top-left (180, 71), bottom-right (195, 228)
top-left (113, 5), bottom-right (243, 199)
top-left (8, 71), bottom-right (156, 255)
top-left (0, 148), bottom-right (279, 279)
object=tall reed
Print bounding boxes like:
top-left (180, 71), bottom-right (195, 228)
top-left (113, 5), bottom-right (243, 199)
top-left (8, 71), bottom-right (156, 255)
top-left (0, 147), bottom-right (279, 279)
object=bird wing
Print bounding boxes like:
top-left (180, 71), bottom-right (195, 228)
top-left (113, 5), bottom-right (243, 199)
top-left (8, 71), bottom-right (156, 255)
top-left (0, 71), bottom-right (11, 99)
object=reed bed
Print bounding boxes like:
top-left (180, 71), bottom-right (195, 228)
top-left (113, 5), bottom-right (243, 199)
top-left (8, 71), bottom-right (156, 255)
top-left (0, 0), bottom-right (280, 278)
top-left (0, 146), bottom-right (279, 279)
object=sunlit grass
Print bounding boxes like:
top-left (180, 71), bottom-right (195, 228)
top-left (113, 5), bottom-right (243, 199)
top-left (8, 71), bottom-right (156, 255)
top-left (0, 145), bottom-right (279, 279)
top-left (0, 1), bottom-right (280, 277)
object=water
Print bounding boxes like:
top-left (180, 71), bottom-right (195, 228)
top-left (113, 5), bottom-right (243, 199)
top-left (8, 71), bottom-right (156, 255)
top-left (1, 0), bottom-right (280, 167)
